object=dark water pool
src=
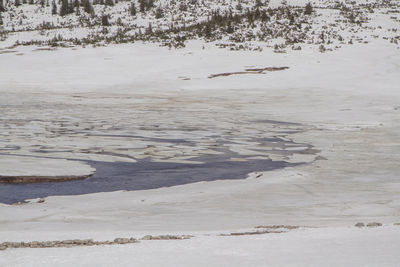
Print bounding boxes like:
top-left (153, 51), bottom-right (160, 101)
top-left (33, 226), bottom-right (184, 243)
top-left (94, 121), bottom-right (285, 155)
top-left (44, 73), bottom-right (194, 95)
top-left (0, 156), bottom-right (295, 204)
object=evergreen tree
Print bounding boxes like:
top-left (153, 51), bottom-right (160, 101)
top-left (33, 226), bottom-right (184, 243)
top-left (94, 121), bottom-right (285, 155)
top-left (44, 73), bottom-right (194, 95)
top-left (289, 13), bottom-right (294, 24)
top-left (75, 0), bottom-right (80, 15)
top-left (147, 0), bottom-right (153, 10)
top-left (82, 0), bottom-right (94, 15)
top-left (203, 23), bottom-right (212, 38)
top-left (137, 0), bottom-right (153, 12)
top-left (179, 2), bottom-right (186, 11)
top-left (304, 2), bottom-right (313, 15)
top-left (236, 2), bottom-right (242, 11)
top-left (105, 0), bottom-right (113, 6)
top-left (146, 22), bottom-right (152, 34)
top-left (52, 0), bottom-right (57, 14)
top-left (261, 10), bottom-right (269, 22)
top-left (0, 0), bottom-right (4, 12)
top-left (155, 6), bottom-right (163, 18)
top-left (139, 0), bottom-right (145, 13)
top-left (349, 12), bottom-right (356, 23)
top-left (255, 0), bottom-right (263, 8)
top-left (59, 0), bottom-right (69, 16)
top-left (226, 21), bottom-right (233, 34)
top-left (68, 0), bottom-right (74, 13)
top-left (129, 2), bottom-right (136, 16)
top-left (101, 14), bottom-right (110, 26)
top-left (15, 0), bottom-right (21, 7)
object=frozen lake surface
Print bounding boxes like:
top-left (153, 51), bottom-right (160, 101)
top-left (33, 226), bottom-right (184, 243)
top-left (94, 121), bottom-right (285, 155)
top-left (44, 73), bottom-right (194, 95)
top-left (0, 157), bottom-right (296, 204)
top-left (0, 88), bottom-right (313, 204)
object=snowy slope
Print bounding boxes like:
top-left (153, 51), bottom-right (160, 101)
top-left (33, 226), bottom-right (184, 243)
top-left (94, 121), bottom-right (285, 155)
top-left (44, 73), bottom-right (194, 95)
top-left (0, 1), bottom-right (400, 266)
top-left (0, 0), bottom-right (399, 50)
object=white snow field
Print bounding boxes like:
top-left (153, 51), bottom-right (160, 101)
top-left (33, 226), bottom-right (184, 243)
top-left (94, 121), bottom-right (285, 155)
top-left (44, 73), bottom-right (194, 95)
top-left (0, 38), bottom-right (399, 265)
top-left (0, 0), bottom-right (400, 264)
top-left (1, 226), bottom-right (400, 267)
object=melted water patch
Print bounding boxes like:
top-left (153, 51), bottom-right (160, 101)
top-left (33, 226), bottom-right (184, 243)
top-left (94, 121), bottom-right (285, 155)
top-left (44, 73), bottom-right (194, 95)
top-left (0, 156), bottom-right (296, 204)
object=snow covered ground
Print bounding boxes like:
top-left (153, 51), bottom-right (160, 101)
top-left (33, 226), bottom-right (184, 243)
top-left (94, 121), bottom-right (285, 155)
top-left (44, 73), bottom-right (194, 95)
top-left (1, 226), bottom-right (400, 267)
top-left (0, 0), bottom-right (400, 264)
top-left (0, 37), bottom-right (399, 265)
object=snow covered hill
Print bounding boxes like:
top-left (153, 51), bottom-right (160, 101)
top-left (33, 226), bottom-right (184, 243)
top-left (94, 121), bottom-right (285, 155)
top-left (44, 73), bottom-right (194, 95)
top-left (0, 0), bottom-right (399, 51)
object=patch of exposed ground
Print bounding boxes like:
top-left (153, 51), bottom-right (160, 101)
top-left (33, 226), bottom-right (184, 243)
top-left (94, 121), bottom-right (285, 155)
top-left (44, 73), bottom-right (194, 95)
top-left (219, 230), bottom-right (285, 236)
top-left (0, 227), bottom-right (299, 251)
top-left (0, 235), bottom-right (194, 251)
top-left (219, 225), bottom-right (303, 236)
top-left (0, 174), bottom-right (93, 184)
top-left (140, 235), bottom-right (193, 240)
top-left (208, 66), bottom-right (289, 78)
